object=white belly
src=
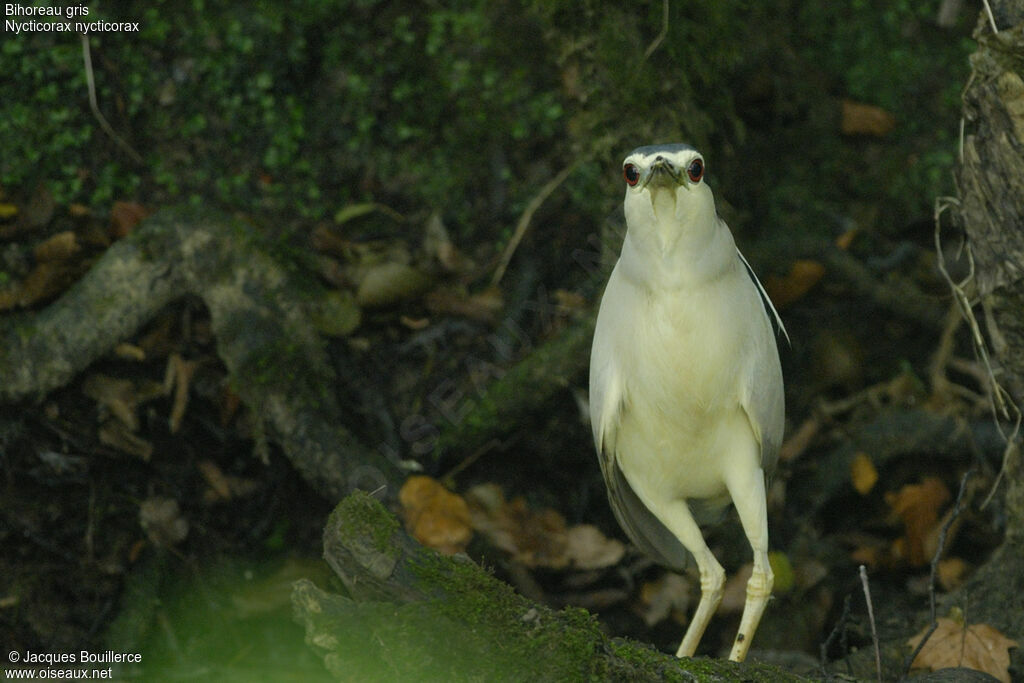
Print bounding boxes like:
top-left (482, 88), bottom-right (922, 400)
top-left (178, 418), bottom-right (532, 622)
top-left (596, 261), bottom-right (769, 510)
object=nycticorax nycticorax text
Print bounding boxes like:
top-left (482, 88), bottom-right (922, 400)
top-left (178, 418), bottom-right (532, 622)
top-left (589, 143), bottom-right (785, 662)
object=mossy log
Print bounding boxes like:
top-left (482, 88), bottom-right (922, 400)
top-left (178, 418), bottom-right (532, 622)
top-left (291, 492), bottom-right (808, 682)
top-left (0, 206), bottom-right (401, 498)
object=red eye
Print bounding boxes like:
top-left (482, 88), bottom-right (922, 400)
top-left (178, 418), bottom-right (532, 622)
top-left (623, 163), bottom-right (640, 186)
top-left (687, 159), bottom-right (704, 183)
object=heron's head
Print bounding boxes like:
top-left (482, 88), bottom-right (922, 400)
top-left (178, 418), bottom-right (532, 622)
top-left (621, 144), bottom-right (715, 237)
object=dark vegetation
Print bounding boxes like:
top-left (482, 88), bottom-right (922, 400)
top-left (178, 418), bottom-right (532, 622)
top-left (3, 1), bottom-right (1021, 680)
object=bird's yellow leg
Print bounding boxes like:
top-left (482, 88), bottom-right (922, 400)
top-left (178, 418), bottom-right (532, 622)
top-left (725, 466), bottom-right (773, 662)
top-left (660, 501), bottom-right (725, 658)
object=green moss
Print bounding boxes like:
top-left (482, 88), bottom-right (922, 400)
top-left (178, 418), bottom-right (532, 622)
top-left (330, 491), bottom-right (401, 556)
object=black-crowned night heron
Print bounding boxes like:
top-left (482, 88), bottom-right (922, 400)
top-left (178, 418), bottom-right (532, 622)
top-left (589, 144), bottom-right (785, 662)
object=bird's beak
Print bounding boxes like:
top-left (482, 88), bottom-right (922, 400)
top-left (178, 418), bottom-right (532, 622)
top-left (643, 159), bottom-right (683, 190)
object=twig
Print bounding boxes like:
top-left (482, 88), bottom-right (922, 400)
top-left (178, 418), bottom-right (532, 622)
top-left (902, 469), bottom-right (974, 676)
top-left (643, 0), bottom-right (670, 59)
top-left (491, 162), bottom-right (576, 288)
top-left (819, 593), bottom-right (853, 679)
top-left (934, 196), bottom-right (1023, 509)
top-left (981, 0), bottom-right (999, 33)
top-left (80, 34), bottom-right (143, 164)
top-left (858, 565), bottom-right (881, 683)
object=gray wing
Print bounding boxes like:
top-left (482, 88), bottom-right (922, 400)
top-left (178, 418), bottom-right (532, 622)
top-left (737, 248), bottom-right (786, 476)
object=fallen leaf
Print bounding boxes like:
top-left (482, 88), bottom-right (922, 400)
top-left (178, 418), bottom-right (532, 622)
top-left (937, 557), bottom-right (970, 592)
top-left (98, 420), bottom-right (153, 460)
top-left (835, 227), bottom-right (859, 250)
top-left (198, 460), bottom-right (233, 500)
top-left (425, 286), bottom-right (504, 323)
top-left (83, 374), bottom-right (143, 430)
top-left (638, 573), bottom-right (692, 626)
top-left (563, 524), bottom-right (625, 570)
top-left (399, 315), bottom-right (430, 330)
top-left (466, 483), bottom-right (567, 568)
top-left (841, 99), bottom-right (896, 137)
top-left (885, 476), bottom-right (951, 566)
top-left (109, 201), bottom-right (151, 238)
top-left (333, 202), bottom-right (402, 225)
top-left (33, 231), bottom-right (80, 262)
top-left (9, 260), bottom-right (83, 308)
top-left (850, 452), bottom-right (879, 495)
top-left (356, 262), bottom-right (433, 308)
top-left (139, 497), bottom-right (189, 548)
top-left (198, 459), bottom-right (260, 503)
top-left (908, 617), bottom-right (1018, 683)
top-left (165, 353), bottom-right (199, 434)
top-left (113, 343), bottom-right (146, 361)
top-left (762, 259), bottom-right (825, 309)
top-left (399, 476), bottom-right (473, 555)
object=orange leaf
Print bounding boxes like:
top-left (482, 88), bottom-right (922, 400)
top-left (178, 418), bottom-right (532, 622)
top-left (850, 452), bottom-right (878, 495)
top-left (908, 618), bottom-right (1018, 682)
top-left (762, 259), bottom-right (825, 309)
top-left (466, 483), bottom-right (622, 569)
top-left (841, 99), bottom-right (896, 137)
top-left (885, 477), bottom-right (951, 566)
top-left (399, 476), bottom-right (473, 555)
top-left (109, 201), bottom-right (151, 239)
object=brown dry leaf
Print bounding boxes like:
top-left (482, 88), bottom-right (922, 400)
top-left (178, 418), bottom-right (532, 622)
top-left (198, 460), bottom-right (233, 500)
top-left (198, 459), bottom-right (260, 503)
top-left (10, 260), bottom-right (82, 308)
top-left (399, 475), bottom-right (473, 555)
top-left (139, 496), bottom-right (189, 548)
top-left (109, 201), bottom-right (151, 239)
top-left (98, 419), bottom-right (154, 460)
top-left (850, 452), bottom-right (879, 495)
top-left (165, 353), bottom-right (199, 434)
top-left (841, 99), bottom-right (896, 136)
top-left (563, 524), bottom-right (625, 570)
top-left (425, 285), bottom-right (504, 323)
top-left (885, 476), bottom-right (951, 566)
top-left (850, 544), bottom-right (882, 569)
top-left (762, 259), bottom-right (825, 309)
top-left (33, 231), bottom-right (80, 262)
top-left (937, 557), bottom-right (970, 592)
top-left (835, 227), bottom-right (859, 250)
top-left (638, 573), bottom-right (691, 626)
top-left (908, 617), bottom-right (1018, 683)
top-left (83, 374), bottom-right (143, 430)
top-left (466, 483), bottom-right (571, 569)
